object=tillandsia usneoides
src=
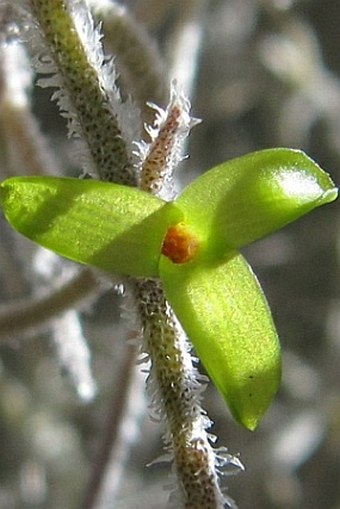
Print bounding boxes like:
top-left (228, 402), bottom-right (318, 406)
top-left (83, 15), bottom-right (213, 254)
top-left (1, 1), bottom-right (243, 508)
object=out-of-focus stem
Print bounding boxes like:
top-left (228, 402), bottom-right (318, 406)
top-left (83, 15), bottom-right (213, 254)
top-left (0, 104), bottom-right (63, 176)
top-left (80, 341), bottom-right (142, 509)
top-left (0, 41), bottom-right (62, 176)
top-left (168, 0), bottom-right (208, 99)
top-left (0, 268), bottom-right (102, 337)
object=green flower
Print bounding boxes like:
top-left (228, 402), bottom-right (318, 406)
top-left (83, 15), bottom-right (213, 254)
top-left (0, 148), bottom-right (337, 430)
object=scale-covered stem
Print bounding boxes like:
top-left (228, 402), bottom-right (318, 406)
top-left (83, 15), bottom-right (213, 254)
top-left (89, 0), bottom-right (169, 125)
top-left (137, 279), bottom-right (236, 509)
top-left (135, 88), bottom-right (239, 507)
top-left (29, 0), bottom-right (138, 184)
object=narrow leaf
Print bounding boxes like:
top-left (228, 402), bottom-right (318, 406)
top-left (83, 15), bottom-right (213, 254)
top-left (159, 251), bottom-right (281, 430)
top-left (0, 177), bottom-right (181, 277)
top-left (175, 148), bottom-right (338, 256)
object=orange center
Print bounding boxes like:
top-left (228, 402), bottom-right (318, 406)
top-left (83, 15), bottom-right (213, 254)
top-left (161, 223), bottom-right (199, 264)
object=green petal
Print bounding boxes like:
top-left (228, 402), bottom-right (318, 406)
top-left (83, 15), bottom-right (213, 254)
top-left (159, 251), bottom-right (281, 430)
top-left (0, 177), bottom-right (181, 277)
top-left (175, 148), bottom-right (338, 256)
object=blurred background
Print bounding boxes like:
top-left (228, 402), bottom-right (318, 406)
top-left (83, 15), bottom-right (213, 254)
top-left (0, 1), bottom-right (340, 508)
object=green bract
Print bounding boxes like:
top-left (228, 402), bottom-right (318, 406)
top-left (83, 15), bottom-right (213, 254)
top-left (0, 176), bottom-right (181, 277)
top-left (159, 251), bottom-right (281, 431)
top-left (176, 148), bottom-right (337, 256)
top-left (0, 148), bottom-right (337, 430)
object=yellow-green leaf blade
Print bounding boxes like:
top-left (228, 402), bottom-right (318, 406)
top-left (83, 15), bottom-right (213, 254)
top-left (176, 148), bottom-right (338, 256)
top-left (159, 251), bottom-right (281, 430)
top-left (0, 177), bottom-right (181, 277)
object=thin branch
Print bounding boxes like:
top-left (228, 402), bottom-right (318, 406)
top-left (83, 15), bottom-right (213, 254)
top-left (0, 38), bottom-right (63, 178)
top-left (0, 268), bottom-right (103, 337)
top-left (167, 0), bottom-right (208, 99)
top-left (79, 341), bottom-right (141, 509)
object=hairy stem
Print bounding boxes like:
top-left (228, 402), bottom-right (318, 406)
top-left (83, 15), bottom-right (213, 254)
top-left (90, 0), bottom-right (169, 125)
top-left (137, 279), bottom-right (227, 509)
top-left (134, 84), bottom-right (229, 507)
top-left (30, 0), bottom-right (137, 184)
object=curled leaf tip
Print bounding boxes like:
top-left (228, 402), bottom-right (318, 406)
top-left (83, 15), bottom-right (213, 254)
top-left (320, 186), bottom-right (338, 205)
